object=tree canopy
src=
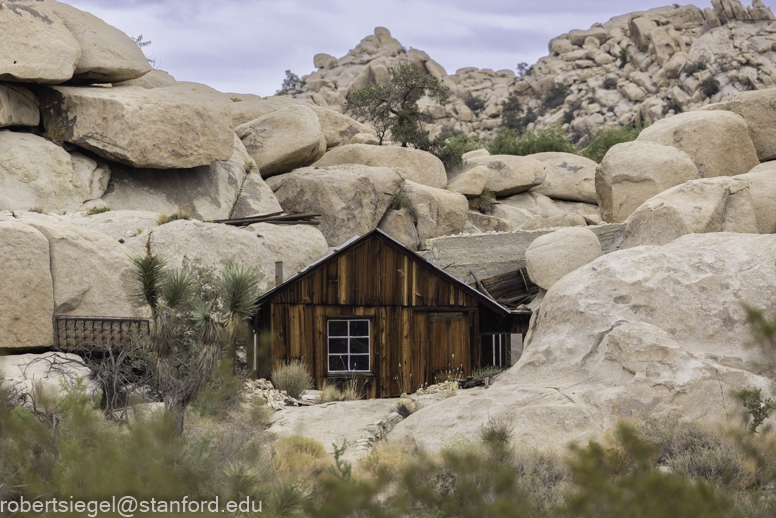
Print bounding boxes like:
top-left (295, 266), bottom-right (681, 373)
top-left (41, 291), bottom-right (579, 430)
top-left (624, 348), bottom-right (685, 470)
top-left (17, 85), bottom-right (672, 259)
top-left (346, 64), bottom-right (449, 147)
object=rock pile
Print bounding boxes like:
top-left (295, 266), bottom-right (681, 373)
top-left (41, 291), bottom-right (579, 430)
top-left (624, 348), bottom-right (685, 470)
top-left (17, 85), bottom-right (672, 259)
top-left (291, 2), bottom-right (776, 144)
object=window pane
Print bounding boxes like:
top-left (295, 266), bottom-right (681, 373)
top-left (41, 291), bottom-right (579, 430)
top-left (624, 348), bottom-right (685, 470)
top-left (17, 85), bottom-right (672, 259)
top-left (329, 320), bottom-right (348, 337)
top-left (350, 320), bottom-right (369, 337)
top-left (350, 355), bottom-right (370, 371)
top-left (329, 338), bottom-right (348, 354)
top-left (329, 355), bottom-right (347, 372)
top-left (350, 337), bottom-right (369, 354)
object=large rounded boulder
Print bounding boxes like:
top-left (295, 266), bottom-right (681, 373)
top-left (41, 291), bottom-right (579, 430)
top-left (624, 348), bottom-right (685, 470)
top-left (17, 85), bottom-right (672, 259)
top-left (390, 233), bottom-right (776, 452)
top-left (525, 227), bottom-right (602, 290)
top-left (636, 110), bottom-right (759, 179)
top-left (313, 144), bottom-right (447, 189)
top-left (596, 141), bottom-right (700, 223)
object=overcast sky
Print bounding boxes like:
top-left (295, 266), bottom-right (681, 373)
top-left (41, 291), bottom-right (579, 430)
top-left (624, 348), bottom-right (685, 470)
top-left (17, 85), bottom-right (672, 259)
top-left (64, 0), bottom-right (776, 96)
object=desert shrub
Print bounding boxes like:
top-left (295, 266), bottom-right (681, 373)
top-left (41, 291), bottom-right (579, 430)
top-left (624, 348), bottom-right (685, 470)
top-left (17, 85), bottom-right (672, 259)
top-left (662, 99), bottom-right (679, 115)
top-left (272, 436), bottom-right (332, 491)
top-left (619, 49), bottom-right (629, 69)
top-left (86, 206), bottom-right (110, 216)
top-left (468, 187), bottom-right (496, 212)
top-left (602, 77), bottom-right (618, 90)
top-left (29, 206), bottom-right (48, 215)
top-left (488, 126), bottom-right (576, 156)
top-left (464, 93), bottom-right (486, 113)
top-left (701, 77), bottom-right (720, 97)
top-left (636, 418), bottom-right (751, 488)
top-left (580, 124), bottom-right (645, 163)
top-left (563, 99), bottom-right (584, 125)
top-left (542, 83), bottom-right (569, 110)
top-left (684, 60), bottom-right (707, 76)
top-left (191, 358), bottom-right (246, 419)
top-left (271, 360), bottom-right (313, 399)
top-left (358, 440), bottom-right (413, 479)
top-left (560, 423), bottom-right (740, 518)
top-left (389, 191), bottom-right (414, 212)
top-left (638, 42), bottom-right (650, 53)
top-left (513, 448), bottom-right (572, 517)
top-left (736, 387), bottom-right (774, 434)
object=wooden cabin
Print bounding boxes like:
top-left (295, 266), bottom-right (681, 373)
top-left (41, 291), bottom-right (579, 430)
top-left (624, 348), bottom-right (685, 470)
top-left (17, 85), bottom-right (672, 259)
top-left (251, 229), bottom-right (531, 399)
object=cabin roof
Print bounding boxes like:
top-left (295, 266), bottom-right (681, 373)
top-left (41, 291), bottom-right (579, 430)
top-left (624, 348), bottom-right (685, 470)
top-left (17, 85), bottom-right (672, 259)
top-left (255, 228), bottom-right (528, 316)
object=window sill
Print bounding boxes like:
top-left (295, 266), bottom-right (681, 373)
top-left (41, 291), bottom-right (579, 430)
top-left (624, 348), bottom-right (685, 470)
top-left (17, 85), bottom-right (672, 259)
top-left (325, 372), bottom-right (375, 378)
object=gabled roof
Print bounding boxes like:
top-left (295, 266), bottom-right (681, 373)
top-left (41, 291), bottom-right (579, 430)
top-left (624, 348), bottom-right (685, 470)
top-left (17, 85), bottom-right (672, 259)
top-left (255, 228), bottom-right (527, 315)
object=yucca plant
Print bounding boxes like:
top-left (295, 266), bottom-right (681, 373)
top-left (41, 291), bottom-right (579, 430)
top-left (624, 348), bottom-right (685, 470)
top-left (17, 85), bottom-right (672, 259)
top-left (131, 236), bottom-right (261, 434)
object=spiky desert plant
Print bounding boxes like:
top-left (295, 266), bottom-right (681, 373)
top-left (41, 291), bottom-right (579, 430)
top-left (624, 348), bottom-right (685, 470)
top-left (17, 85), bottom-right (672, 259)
top-left (130, 236), bottom-right (261, 434)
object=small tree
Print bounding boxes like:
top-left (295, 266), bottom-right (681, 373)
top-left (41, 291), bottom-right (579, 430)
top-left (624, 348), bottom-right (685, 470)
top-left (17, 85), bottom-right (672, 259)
top-left (277, 70), bottom-right (306, 96)
top-left (130, 237), bottom-right (262, 434)
top-left (346, 63), bottom-right (449, 147)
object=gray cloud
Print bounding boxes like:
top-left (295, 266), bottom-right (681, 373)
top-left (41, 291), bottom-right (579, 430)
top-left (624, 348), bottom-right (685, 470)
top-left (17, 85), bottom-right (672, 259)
top-left (64, 0), bottom-right (776, 95)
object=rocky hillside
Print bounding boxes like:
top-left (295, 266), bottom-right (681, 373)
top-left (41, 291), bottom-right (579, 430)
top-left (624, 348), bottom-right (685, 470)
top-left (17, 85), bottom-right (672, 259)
top-left (292, 0), bottom-right (776, 145)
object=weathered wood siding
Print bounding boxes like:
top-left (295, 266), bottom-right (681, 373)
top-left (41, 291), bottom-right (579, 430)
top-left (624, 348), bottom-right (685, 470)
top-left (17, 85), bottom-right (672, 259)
top-left (257, 234), bottom-right (483, 398)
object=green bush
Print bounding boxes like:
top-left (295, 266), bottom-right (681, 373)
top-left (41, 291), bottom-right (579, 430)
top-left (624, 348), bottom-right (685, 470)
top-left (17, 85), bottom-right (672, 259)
top-left (271, 360), bottom-right (313, 399)
top-left (580, 124), bottom-right (645, 163)
top-left (464, 94), bottom-right (486, 113)
top-left (602, 77), bottom-right (618, 90)
top-left (191, 358), bottom-right (245, 419)
top-left (684, 61), bottom-right (707, 76)
top-left (488, 126), bottom-right (576, 156)
top-left (542, 84), bottom-right (569, 110)
top-left (701, 77), bottom-right (720, 97)
top-left (86, 206), bottom-right (110, 216)
top-left (619, 49), bottom-right (629, 69)
top-left (429, 132), bottom-right (483, 172)
top-left (501, 95), bottom-right (525, 131)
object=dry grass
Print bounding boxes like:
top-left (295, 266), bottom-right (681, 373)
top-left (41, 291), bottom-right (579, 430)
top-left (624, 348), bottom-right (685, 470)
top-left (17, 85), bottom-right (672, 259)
top-left (357, 439), bottom-right (415, 479)
top-left (156, 207), bottom-right (191, 225)
top-left (43, 124), bottom-right (66, 144)
top-left (319, 379), bottom-right (363, 402)
top-left (271, 436), bottom-right (332, 489)
top-left (271, 360), bottom-right (313, 399)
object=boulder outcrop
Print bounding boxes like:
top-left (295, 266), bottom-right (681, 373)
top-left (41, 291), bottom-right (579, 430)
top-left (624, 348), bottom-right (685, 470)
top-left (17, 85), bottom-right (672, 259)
top-left (25, 221), bottom-right (148, 319)
top-left (0, 1), bottom-right (81, 83)
top-left (463, 155), bottom-right (545, 197)
top-left (314, 144), bottom-right (447, 189)
top-left (0, 130), bottom-right (89, 213)
top-left (98, 135), bottom-right (253, 221)
top-left (620, 176), bottom-right (759, 249)
top-left (123, 220), bottom-right (278, 293)
top-left (702, 88), bottom-right (776, 162)
top-left (48, 0), bottom-right (151, 83)
top-left (266, 164), bottom-right (404, 247)
top-left (596, 141), bottom-right (700, 223)
top-left (525, 227), bottom-right (603, 290)
top-left (401, 181), bottom-right (468, 249)
top-left (635, 111), bottom-right (759, 178)
top-left (528, 152), bottom-right (597, 204)
top-left (392, 233), bottom-right (776, 451)
top-left (246, 222), bottom-right (329, 279)
top-left (0, 222), bottom-right (54, 349)
top-left (236, 104), bottom-right (326, 178)
top-left (0, 85), bottom-right (39, 128)
top-left (39, 84), bottom-right (234, 169)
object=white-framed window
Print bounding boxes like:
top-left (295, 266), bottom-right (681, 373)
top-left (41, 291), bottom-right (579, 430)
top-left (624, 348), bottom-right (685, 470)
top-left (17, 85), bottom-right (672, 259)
top-left (327, 319), bottom-right (370, 372)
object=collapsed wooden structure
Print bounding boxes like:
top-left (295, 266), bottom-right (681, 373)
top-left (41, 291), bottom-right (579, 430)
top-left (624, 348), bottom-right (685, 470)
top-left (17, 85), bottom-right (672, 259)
top-left (251, 229), bottom-right (531, 399)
